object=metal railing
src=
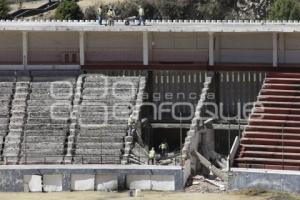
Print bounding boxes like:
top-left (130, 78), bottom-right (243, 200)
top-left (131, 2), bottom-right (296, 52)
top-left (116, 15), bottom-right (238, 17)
top-left (1, 154), bottom-right (122, 165)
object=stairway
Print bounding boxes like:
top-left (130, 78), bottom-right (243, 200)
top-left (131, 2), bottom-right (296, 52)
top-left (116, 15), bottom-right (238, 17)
top-left (234, 72), bottom-right (300, 171)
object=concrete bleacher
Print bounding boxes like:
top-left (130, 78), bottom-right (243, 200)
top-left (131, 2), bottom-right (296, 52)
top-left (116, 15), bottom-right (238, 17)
top-left (0, 71), bottom-right (144, 165)
top-left (0, 73), bottom-right (15, 163)
top-left (234, 72), bottom-right (300, 171)
top-left (19, 74), bottom-right (76, 164)
top-left (73, 75), bottom-right (140, 164)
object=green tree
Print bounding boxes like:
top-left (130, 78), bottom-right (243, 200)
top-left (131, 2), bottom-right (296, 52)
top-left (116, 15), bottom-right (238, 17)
top-left (0, 0), bottom-right (10, 19)
top-left (154, 0), bottom-right (189, 19)
top-left (55, 0), bottom-right (84, 20)
top-left (268, 0), bottom-right (300, 20)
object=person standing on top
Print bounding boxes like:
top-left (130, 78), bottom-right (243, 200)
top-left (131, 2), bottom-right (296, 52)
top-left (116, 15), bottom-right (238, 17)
top-left (148, 147), bottom-right (156, 165)
top-left (137, 5), bottom-right (145, 26)
top-left (97, 6), bottom-right (103, 25)
top-left (159, 141), bottom-right (168, 158)
top-left (107, 6), bottom-right (116, 26)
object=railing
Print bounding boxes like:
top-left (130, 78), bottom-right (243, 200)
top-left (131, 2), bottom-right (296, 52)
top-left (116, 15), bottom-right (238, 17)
top-left (128, 154), bottom-right (182, 166)
top-left (1, 154), bottom-right (122, 165)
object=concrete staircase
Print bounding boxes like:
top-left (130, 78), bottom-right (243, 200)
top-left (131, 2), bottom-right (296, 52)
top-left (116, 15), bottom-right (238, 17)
top-left (73, 74), bottom-right (140, 164)
top-left (234, 72), bottom-right (300, 171)
top-left (0, 74), bottom-right (16, 164)
top-left (3, 75), bottom-right (30, 164)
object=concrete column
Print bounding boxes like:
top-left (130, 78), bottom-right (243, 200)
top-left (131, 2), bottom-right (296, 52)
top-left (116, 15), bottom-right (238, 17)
top-left (22, 31), bottom-right (28, 67)
top-left (79, 31), bottom-right (85, 66)
top-left (209, 32), bottom-right (214, 66)
top-left (143, 32), bottom-right (149, 65)
top-left (272, 33), bottom-right (278, 67)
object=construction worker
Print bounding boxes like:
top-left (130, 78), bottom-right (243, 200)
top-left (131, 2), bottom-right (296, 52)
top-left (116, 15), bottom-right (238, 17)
top-left (107, 6), bottom-right (115, 26)
top-left (97, 6), bottom-right (103, 25)
top-left (148, 147), bottom-right (156, 165)
top-left (137, 5), bottom-right (145, 26)
top-left (159, 141), bottom-right (168, 158)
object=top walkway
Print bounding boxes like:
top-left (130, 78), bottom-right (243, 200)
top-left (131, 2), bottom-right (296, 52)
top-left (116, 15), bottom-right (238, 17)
top-left (1, 20), bottom-right (300, 32)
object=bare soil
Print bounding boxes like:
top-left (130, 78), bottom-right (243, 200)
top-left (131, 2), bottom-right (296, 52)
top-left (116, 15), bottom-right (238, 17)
top-left (0, 190), bottom-right (299, 200)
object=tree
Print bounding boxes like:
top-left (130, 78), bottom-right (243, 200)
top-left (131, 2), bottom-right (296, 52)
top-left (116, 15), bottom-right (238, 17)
top-left (0, 0), bottom-right (10, 19)
top-left (268, 0), bottom-right (300, 20)
top-left (154, 0), bottom-right (188, 19)
top-left (55, 0), bottom-right (84, 20)
top-left (84, 6), bottom-right (97, 20)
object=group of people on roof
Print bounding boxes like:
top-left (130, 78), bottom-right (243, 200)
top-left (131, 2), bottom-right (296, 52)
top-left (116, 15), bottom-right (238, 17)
top-left (96, 5), bottom-right (145, 26)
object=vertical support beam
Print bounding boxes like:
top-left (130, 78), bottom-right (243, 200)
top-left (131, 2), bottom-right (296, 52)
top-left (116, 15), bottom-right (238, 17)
top-left (143, 31), bottom-right (149, 65)
top-left (209, 32), bottom-right (214, 66)
top-left (273, 32), bottom-right (278, 67)
top-left (22, 31), bottom-right (28, 68)
top-left (79, 31), bottom-right (85, 66)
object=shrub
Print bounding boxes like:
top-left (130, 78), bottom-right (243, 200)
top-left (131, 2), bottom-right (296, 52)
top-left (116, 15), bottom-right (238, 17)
top-left (268, 0), bottom-right (300, 20)
top-left (0, 0), bottom-right (10, 19)
top-left (55, 0), bottom-right (84, 20)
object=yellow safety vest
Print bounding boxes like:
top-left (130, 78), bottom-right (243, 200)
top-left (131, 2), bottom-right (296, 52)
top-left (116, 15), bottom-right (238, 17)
top-left (149, 150), bottom-right (155, 159)
top-left (160, 143), bottom-right (167, 150)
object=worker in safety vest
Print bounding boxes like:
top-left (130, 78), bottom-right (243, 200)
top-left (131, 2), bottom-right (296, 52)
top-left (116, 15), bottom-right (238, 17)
top-left (97, 6), bottom-right (103, 25)
top-left (159, 141), bottom-right (168, 158)
top-left (137, 5), bottom-right (145, 26)
top-left (107, 6), bottom-right (116, 26)
top-left (148, 147), bottom-right (156, 165)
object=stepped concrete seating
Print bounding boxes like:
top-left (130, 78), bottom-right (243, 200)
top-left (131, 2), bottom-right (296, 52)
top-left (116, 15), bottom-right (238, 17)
top-left (234, 72), bottom-right (300, 171)
top-left (0, 75), bottom-right (15, 162)
top-left (2, 75), bottom-right (31, 164)
top-left (19, 76), bottom-right (76, 164)
top-left (74, 75), bottom-right (140, 164)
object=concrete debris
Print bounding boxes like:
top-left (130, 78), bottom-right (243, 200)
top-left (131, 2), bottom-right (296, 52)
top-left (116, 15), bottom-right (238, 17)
top-left (185, 175), bottom-right (227, 193)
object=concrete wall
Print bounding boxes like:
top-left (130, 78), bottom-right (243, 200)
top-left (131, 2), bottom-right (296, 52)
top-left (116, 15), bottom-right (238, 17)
top-left (28, 31), bottom-right (79, 64)
top-left (2, 30), bottom-right (300, 66)
top-left (229, 168), bottom-right (300, 193)
top-left (0, 165), bottom-right (184, 192)
top-left (85, 32), bottom-right (142, 63)
top-left (218, 33), bottom-right (273, 64)
top-left (126, 174), bottom-right (175, 191)
top-left (284, 33), bottom-right (300, 64)
top-left (151, 32), bottom-right (208, 63)
top-left (0, 31), bottom-right (22, 64)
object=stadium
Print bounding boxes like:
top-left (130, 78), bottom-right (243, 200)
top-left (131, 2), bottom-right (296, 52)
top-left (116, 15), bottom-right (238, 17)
top-left (0, 19), bottom-right (300, 194)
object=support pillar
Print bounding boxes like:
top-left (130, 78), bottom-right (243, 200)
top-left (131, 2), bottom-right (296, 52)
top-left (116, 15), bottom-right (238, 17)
top-left (79, 31), bottom-right (85, 66)
top-left (143, 31), bottom-right (149, 65)
top-left (209, 32), bottom-right (214, 66)
top-left (273, 33), bottom-right (278, 67)
top-left (22, 31), bottom-right (28, 68)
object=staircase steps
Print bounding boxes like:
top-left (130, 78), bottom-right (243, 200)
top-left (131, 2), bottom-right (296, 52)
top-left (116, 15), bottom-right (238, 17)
top-left (234, 72), bottom-right (300, 171)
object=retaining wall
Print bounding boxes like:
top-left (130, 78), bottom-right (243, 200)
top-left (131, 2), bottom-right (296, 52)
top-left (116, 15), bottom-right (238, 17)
top-left (229, 168), bottom-right (300, 193)
top-left (0, 165), bottom-right (184, 192)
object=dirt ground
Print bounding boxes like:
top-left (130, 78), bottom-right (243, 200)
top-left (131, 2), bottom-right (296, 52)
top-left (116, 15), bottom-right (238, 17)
top-left (0, 191), bottom-right (299, 200)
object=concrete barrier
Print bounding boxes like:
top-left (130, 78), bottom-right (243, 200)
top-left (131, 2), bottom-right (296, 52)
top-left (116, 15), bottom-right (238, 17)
top-left (71, 174), bottom-right (95, 191)
top-left (127, 174), bottom-right (175, 191)
top-left (24, 175), bottom-right (42, 192)
top-left (127, 175), bottom-right (151, 190)
top-left (43, 174), bottom-right (62, 192)
top-left (151, 175), bottom-right (175, 191)
top-left (96, 174), bottom-right (118, 191)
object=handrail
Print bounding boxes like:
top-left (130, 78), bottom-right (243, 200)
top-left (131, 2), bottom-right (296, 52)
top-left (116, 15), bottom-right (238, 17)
top-left (2, 154), bottom-right (122, 165)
